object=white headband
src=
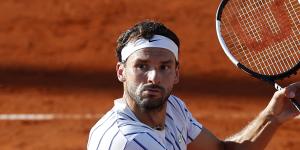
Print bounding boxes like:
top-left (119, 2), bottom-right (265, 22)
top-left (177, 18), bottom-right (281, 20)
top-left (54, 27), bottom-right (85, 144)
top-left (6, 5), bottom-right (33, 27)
top-left (121, 35), bottom-right (179, 62)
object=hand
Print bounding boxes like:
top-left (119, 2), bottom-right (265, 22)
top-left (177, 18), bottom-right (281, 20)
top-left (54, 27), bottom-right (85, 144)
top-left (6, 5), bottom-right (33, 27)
top-left (264, 82), bottom-right (300, 123)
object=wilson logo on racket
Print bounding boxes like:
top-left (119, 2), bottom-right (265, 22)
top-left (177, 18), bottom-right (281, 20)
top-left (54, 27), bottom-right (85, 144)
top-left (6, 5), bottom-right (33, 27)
top-left (223, 0), bottom-right (295, 52)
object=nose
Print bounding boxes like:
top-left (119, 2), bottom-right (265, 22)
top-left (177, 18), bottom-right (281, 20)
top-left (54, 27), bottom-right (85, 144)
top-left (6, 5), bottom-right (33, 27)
top-left (147, 69), bottom-right (160, 84)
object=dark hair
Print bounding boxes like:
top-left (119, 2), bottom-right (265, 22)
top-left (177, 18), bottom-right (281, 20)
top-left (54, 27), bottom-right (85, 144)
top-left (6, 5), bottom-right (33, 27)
top-left (116, 20), bottom-right (180, 62)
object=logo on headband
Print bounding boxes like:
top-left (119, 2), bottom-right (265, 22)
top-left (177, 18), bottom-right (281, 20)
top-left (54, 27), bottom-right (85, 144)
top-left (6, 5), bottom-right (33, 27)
top-left (149, 39), bottom-right (161, 42)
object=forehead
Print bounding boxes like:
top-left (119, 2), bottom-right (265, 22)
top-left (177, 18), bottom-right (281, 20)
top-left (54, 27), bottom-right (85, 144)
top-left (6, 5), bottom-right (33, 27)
top-left (126, 47), bottom-right (176, 63)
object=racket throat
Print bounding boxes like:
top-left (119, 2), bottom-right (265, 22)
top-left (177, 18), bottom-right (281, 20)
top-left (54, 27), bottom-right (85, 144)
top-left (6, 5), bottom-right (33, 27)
top-left (265, 80), bottom-right (282, 91)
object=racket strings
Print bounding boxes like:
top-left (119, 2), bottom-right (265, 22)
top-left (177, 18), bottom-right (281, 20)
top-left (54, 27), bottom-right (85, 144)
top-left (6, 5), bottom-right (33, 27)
top-left (241, 39), bottom-right (298, 75)
top-left (259, 38), bottom-right (299, 73)
top-left (223, 0), bottom-right (272, 74)
top-left (239, 0), bottom-right (278, 41)
top-left (221, 0), bottom-right (300, 76)
top-left (257, 0), bottom-right (300, 74)
top-left (239, 0), bottom-right (280, 74)
top-left (238, 34), bottom-right (299, 75)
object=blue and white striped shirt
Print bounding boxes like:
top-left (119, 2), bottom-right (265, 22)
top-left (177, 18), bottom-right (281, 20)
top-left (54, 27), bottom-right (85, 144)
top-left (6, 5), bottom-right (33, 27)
top-left (87, 95), bottom-right (202, 150)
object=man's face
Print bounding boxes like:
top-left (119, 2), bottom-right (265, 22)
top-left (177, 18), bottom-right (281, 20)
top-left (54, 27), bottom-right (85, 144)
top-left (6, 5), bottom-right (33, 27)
top-left (117, 47), bottom-right (179, 111)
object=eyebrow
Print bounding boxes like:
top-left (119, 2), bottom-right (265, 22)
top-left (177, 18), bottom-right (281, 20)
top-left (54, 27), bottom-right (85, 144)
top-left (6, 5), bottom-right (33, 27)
top-left (134, 59), bottom-right (148, 64)
top-left (161, 60), bottom-right (173, 64)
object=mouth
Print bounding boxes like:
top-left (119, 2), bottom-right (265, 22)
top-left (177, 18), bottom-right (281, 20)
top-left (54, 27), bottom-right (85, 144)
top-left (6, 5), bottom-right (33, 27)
top-left (143, 88), bottom-right (162, 96)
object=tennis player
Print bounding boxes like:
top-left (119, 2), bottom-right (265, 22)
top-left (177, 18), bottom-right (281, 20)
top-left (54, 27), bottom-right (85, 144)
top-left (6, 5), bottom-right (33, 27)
top-left (87, 20), bottom-right (300, 150)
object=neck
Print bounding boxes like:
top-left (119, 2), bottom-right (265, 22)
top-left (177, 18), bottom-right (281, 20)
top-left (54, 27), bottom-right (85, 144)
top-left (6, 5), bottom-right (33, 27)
top-left (124, 94), bottom-right (167, 130)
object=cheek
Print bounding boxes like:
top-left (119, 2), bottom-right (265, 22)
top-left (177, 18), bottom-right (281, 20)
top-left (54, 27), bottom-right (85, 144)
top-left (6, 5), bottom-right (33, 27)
top-left (126, 68), bottom-right (146, 80)
top-left (164, 72), bottom-right (178, 84)
top-left (126, 77), bottom-right (144, 92)
top-left (127, 75), bottom-right (142, 85)
top-left (164, 77), bottom-right (178, 91)
top-left (165, 83), bottom-right (175, 91)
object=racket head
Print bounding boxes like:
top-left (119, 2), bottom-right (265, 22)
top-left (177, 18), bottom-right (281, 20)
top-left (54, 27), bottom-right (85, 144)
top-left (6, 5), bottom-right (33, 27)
top-left (216, 0), bottom-right (300, 81)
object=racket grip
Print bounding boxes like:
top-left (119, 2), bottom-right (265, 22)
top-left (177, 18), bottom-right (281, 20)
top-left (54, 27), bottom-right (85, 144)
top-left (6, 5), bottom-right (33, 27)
top-left (290, 98), bottom-right (300, 112)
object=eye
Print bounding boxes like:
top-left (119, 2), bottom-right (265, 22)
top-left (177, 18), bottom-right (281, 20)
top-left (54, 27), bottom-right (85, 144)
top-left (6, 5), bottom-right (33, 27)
top-left (136, 64), bottom-right (148, 70)
top-left (160, 65), bottom-right (170, 71)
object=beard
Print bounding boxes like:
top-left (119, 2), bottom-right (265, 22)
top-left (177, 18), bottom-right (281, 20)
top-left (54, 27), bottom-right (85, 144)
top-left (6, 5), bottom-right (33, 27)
top-left (126, 83), bottom-right (171, 112)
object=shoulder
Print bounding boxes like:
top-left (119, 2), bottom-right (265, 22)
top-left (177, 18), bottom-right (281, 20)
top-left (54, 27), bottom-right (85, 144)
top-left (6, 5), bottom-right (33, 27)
top-left (166, 95), bottom-right (203, 144)
top-left (87, 110), bottom-right (123, 150)
top-left (167, 95), bottom-right (187, 109)
top-left (167, 95), bottom-right (189, 117)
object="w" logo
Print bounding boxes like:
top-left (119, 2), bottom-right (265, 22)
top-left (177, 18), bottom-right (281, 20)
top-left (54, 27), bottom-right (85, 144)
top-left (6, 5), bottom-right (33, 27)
top-left (230, 0), bottom-right (294, 52)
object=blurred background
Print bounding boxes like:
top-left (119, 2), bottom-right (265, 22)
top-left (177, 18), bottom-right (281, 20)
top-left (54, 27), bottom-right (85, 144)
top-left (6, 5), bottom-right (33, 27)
top-left (0, 0), bottom-right (299, 149)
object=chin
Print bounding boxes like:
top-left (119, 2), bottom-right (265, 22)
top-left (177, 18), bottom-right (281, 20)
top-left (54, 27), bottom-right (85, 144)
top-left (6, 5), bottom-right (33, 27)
top-left (139, 97), bottom-right (166, 111)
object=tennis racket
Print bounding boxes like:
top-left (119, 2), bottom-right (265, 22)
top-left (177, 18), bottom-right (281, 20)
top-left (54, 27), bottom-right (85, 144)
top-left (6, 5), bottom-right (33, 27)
top-left (216, 0), bottom-right (300, 111)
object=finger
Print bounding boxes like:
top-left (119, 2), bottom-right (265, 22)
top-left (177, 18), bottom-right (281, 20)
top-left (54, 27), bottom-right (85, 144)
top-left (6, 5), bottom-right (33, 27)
top-left (284, 82), bottom-right (300, 98)
top-left (273, 88), bottom-right (287, 100)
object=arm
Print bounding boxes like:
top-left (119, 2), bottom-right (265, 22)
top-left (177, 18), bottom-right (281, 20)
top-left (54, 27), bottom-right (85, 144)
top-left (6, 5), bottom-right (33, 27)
top-left (223, 109), bottom-right (281, 150)
top-left (188, 114), bottom-right (280, 150)
top-left (188, 82), bottom-right (300, 150)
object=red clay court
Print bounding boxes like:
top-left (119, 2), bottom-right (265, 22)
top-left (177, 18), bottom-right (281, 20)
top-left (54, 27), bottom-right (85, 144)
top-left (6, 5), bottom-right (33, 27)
top-left (0, 0), bottom-right (299, 149)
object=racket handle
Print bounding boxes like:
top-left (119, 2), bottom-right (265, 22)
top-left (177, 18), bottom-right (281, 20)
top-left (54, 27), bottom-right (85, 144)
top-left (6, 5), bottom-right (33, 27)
top-left (290, 99), bottom-right (300, 112)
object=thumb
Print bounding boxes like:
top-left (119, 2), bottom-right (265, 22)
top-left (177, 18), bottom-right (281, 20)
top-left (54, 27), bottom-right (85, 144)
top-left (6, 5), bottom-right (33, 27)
top-left (284, 82), bottom-right (300, 98)
top-left (287, 91), bottom-right (295, 98)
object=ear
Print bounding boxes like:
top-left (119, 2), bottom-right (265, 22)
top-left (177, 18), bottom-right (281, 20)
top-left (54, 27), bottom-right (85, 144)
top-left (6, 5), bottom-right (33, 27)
top-left (116, 62), bottom-right (126, 82)
top-left (174, 64), bottom-right (180, 84)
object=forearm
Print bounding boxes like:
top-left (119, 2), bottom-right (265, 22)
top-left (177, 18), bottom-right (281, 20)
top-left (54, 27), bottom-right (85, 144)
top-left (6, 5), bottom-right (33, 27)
top-left (224, 110), bottom-right (282, 150)
top-left (190, 86), bottom-right (299, 150)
